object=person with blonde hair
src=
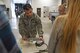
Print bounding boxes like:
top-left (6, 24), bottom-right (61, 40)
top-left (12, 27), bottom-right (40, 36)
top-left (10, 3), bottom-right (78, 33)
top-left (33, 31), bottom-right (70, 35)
top-left (48, 0), bottom-right (80, 53)
top-left (58, 4), bottom-right (66, 15)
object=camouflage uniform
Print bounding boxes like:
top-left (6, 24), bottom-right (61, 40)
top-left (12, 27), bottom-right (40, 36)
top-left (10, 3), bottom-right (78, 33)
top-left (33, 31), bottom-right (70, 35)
top-left (19, 13), bottom-right (43, 38)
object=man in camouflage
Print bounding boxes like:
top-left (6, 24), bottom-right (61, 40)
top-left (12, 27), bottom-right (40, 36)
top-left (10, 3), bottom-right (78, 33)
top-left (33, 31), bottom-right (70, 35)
top-left (19, 4), bottom-right (43, 41)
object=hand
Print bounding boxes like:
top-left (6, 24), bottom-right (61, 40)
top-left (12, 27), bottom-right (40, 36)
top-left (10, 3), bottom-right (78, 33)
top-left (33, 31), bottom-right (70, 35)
top-left (39, 36), bottom-right (44, 41)
top-left (49, 17), bottom-right (50, 20)
top-left (22, 36), bottom-right (27, 41)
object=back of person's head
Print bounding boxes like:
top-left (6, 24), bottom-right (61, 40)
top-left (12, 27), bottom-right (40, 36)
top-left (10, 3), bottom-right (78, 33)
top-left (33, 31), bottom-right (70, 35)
top-left (61, 0), bottom-right (80, 53)
top-left (23, 4), bottom-right (32, 10)
top-left (59, 4), bottom-right (65, 11)
top-left (58, 4), bottom-right (66, 15)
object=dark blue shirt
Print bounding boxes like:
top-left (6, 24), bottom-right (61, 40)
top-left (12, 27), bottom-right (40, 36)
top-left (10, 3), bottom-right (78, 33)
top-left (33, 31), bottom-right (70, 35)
top-left (0, 6), bottom-right (21, 53)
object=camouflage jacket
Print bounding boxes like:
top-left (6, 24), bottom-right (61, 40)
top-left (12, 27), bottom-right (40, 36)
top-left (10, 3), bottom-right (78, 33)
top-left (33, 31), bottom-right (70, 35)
top-left (19, 13), bottom-right (43, 38)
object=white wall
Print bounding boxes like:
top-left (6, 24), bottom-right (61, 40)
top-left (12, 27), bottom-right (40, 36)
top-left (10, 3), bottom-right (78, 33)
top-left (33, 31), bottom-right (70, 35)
top-left (32, 0), bottom-right (61, 17)
top-left (0, 0), bottom-right (5, 5)
top-left (3, 0), bottom-right (11, 8)
top-left (3, 0), bottom-right (12, 19)
top-left (13, 0), bottom-right (27, 3)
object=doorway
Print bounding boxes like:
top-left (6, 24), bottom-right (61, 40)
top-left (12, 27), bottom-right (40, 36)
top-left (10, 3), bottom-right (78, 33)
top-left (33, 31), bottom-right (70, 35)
top-left (37, 8), bottom-right (41, 17)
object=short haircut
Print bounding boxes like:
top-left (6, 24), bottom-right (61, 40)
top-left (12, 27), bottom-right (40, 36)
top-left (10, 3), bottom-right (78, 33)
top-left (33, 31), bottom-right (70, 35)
top-left (23, 4), bottom-right (32, 10)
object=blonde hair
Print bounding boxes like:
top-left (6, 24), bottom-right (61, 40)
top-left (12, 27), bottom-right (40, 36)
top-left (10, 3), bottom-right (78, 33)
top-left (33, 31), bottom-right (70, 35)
top-left (61, 0), bottom-right (80, 53)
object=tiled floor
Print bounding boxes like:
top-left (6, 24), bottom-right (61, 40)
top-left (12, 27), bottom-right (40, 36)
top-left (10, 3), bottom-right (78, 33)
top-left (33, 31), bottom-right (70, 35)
top-left (11, 17), bottom-right (53, 53)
